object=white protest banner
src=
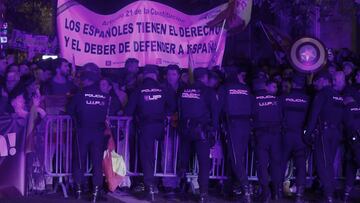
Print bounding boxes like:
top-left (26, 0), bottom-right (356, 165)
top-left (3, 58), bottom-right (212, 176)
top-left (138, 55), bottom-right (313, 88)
top-left (57, 0), bottom-right (229, 68)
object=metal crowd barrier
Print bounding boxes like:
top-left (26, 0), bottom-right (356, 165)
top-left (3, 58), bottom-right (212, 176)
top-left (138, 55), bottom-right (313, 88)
top-left (43, 115), bottom-right (358, 198)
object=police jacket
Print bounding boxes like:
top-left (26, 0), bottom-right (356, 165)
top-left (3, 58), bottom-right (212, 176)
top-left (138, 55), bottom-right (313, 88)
top-left (124, 78), bottom-right (175, 122)
top-left (305, 86), bottom-right (344, 136)
top-left (252, 90), bottom-right (282, 129)
top-left (218, 80), bottom-right (253, 119)
top-left (281, 88), bottom-right (310, 130)
top-left (344, 99), bottom-right (360, 138)
top-left (179, 80), bottom-right (219, 129)
top-left (67, 83), bottom-right (110, 130)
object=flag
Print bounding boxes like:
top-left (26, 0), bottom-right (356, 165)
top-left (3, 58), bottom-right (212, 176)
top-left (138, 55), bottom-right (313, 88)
top-left (259, 22), bottom-right (292, 63)
top-left (207, 0), bottom-right (253, 31)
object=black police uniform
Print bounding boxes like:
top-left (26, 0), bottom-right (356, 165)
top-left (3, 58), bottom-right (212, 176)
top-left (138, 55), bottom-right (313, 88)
top-left (68, 82), bottom-right (110, 190)
top-left (125, 75), bottom-right (175, 191)
top-left (253, 89), bottom-right (283, 200)
top-left (218, 76), bottom-right (252, 196)
top-left (304, 85), bottom-right (344, 200)
top-left (280, 86), bottom-right (309, 197)
top-left (178, 71), bottom-right (219, 197)
top-left (343, 95), bottom-right (360, 200)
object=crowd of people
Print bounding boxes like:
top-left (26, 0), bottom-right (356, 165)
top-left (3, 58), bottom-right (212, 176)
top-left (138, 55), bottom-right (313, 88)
top-left (0, 47), bottom-right (360, 203)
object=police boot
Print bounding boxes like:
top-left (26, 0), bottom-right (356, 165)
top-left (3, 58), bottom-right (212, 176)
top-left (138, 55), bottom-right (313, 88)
top-left (145, 185), bottom-right (156, 202)
top-left (91, 186), bottom-right (107, 203)
top-left (343, 186), bottom-right (352, 203)
top-left (324, 195), bottom-right (334, 203)
top-left (258, 187), bottom-right (270, 203)
top-left (243, 185), bottom-right (252, 203)
top-left (74, 183), bottom-right (82, 200)
top-left (271, 184), bottom-right (282, 200)
top-left (199, 193), bottom-right (208, 203)
top-left (295, 186), bottom-right (305, 203)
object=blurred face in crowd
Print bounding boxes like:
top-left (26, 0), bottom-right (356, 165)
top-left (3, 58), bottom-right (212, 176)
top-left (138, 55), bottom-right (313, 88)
top-left (7, 55), bottom-right (15, 65)
top-left (99, 79), bottom-right (112, 94)
top-left (0, 59), bottom-right (7, 75)
top-left (282, 80), bottom-right (291, 94)
top-left (266, 82), bottom-right (278, 95)
top-left (343, 63), bottom-right (354, 76)
top-left (6, 71), bottom-right (20, 92)
top-left (314, 77), bottom-right (330, 91)
top-left (328, 66), bottom-right (337, 76)
top-left (19, 64), bottom-right (30, 76)
top-left (58, 61), bottom-right (70, 76)
top-left (332, 71), bottom-right (346, 91)
top-left (327, 49), bottom-right (335, 62)
top-left (237, 72), bottom-right (246, 84)
top-left (208, 77), bottom-right (219, 88)
top-left (167, 69), bottom-right (180, 85)
top-left (42, 70), bottom-right (53, 82)
top-left (199, 74), bottom-right (209, 85)
top-left (126, 62), bottom-right (139, 74)
top-left (8, 64), bottom-right (19, 73)
top-left (11, 94), bottom-right (28, 118)
top-left (181, 72), bottom-right (189, 84)
top-left (355, 70), bottom-right (360, 84)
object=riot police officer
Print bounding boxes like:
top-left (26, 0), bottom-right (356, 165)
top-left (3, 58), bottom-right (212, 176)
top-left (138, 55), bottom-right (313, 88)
top-left (343, 90), bottom-right (360, 202)
top-left (124, 65), bottom-right (175, 201)
top-left (218, 66), bottom-right (252, 202)
top-left (67, 63), bottom-right (110, 202)
top-left (304, 71), bottom-right (344, 203)
top-left (252, 78), bottom-right (283, 203)
top-left (178, 67), bottom-right (219, 203)
top-left (280, 73), bottom-right (309, 203)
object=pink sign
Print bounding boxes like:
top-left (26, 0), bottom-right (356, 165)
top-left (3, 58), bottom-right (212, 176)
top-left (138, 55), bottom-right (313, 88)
top-left (57, 0), bottom-right (228, 68)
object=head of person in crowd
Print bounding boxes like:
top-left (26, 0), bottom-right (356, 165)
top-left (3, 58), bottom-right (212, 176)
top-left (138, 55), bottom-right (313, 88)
top-left (237, 67), bottom-right (247, 85)
top-left (54, 58), bottom-right (70, 80)
top-left (7, 63), bottom-right (19, 73)
top-left (291, 72), bottom-right (307, 90)
top-left (8, 84), bottom-right (28, 118)
top-left (5, 70), bottom-right (20, 93)
top-left (19, 63), bottom-right (30, 76)
top-left (328, 64), bottom-right (338, 76)
top-left (207, 70), bottom-right (220, 88)
top-left (313, 70), bottom-right (332, 91)
top-left (143, 64), bottom-right (159, 81)
top-left (327, 48), bottom-right (335, 63)
top-left (354, 69), bottom-right (360, 86)
top-left (99, 78), bottom-right (112, 94)
top-left (125, 58), bottom-right (139, 74)
top-left (332, 71), bottom-right (346, 92)
top-left (21, 74), bottom-right (38, 100)
top-left (342, 61), bottom-right (355, 78)
top-left (272, 72), bottom-right (282, 85)
top-left (0, 58), bottom-right (7, 76)
top-left (193, 67), bottom-right (208, 85)
top-left (180, 70), bottom-right (190, 84)
top-left (281, 79), bottom-right (291, 94)
top-left (265, 80), bottom-right (278, 95)
top-left (80, 63), bottom-right (101, 87)
top-left (282, 68), bottom-right (294, 80)
top-left (252, 77), bottom-right (266, 93)
top-left (166, 64), bottom-right (180, 87)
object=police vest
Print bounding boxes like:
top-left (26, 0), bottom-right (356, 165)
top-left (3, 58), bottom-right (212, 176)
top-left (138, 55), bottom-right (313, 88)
top-left (224, 83), bottom-right (251, 116)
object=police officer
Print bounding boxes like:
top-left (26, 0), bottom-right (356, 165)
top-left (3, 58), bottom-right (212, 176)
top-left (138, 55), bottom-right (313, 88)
top-left (218, 66), bottom-right (252, 202)
top-left (67, 63), bottom-right (110, 202)
top-left (342, 89), bottom-right (360, 202)
top-left (304, 71), bottom-right (344, 203)
top-left (178, 67), bottom-right (219, 203)
top-left (280, 73), bottom-right (309, 203)
top-left (124, 65), bottom-right (175, 201)
top-left (252, 78), bottom-right (283, 203)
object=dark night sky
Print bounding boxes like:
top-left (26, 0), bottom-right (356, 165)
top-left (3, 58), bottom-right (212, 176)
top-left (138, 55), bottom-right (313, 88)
top-left (74, 0), bottom-right (227, 15)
